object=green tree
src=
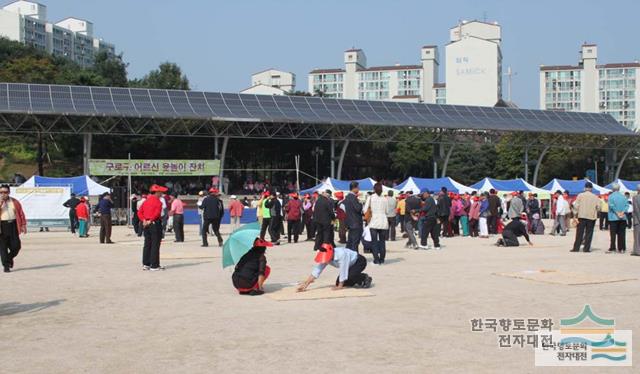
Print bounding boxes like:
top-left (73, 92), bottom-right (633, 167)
top-left (93, 50), bottom-right (128, 87)
top-left (131, 62), bottom-right (190, 90)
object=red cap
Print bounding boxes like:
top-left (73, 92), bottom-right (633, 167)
top-left (79, 197), bottom-right (87, 202)
top-left (149, 184), bottom-right (168, 193)
top-left (289, 192), bottom-right (298, 198)
top-left (254, 238), bottom-right (273, 248)
top-left (263, 191), bottom-right (271, 197)
top-left (473, 196), bottom-right (480, 202)
top-left (209, 188), bottom-right (219, 194)
top-left (334, 191), bottom-right (344, 200)
top-left (314, 243), bottom-right (334, 264)
top-left (511, 191), bottom-right (518, 196)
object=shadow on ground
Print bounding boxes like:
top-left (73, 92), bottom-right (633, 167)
top-left (13, 263), bottom-right (71, 272)
top-left (0, 299), bottom-right (66, 317)
top-left (164, 261), bottom-right (212, 270)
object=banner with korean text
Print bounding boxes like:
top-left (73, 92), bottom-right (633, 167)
top-left (89, 159), bottom-right (220, 176)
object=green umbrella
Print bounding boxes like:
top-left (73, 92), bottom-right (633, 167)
top-left (222, 222), bottom-right (261, 268)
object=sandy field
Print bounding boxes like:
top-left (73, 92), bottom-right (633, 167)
top-left (1, 222), bottom-right (638, 373)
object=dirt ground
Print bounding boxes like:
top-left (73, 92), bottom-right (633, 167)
top-left (1, 222), bottom-right (638, 373)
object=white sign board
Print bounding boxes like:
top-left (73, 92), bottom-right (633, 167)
top-left (13, 187), bottom-right (71, 227)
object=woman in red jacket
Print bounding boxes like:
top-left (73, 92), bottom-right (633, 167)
top-left (76, 197), bottom-right (89, 238)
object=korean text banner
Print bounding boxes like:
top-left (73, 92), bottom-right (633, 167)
top-left (89, 159), bottom-right (220, 176)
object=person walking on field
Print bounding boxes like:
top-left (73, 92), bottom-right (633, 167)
top-left (386, 190), bottom-right (397, 241)
top-left (97, 192), bottom-right (114, 244)
top-left (550, 190), bottom-right (569, 236)
top-left (343, 182), bottom-right (363, 252)
top-left (201, 188), bottom-right (225, 247)
top-left (607, 183), bottom-right (629, 254)
top-left (632, 185), bottom-right (640, 257)
top-left (138, 184), bottom-right (167, 271)
top-left (364, 183), bottom-right (389, 265)
top-left (228, 195), bottom-right (244, 231)
top-left (63, 193), bottom-right (80, 235)
top-left (571, 182), bottom-right (600, 253)
top-left (0, 184), bottom-right (27, 273)
top-left (285, 193), bottom-right (302, 244)
top-left (169, 192), bottom-right (185, 242)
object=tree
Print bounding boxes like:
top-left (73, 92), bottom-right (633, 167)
top-left (131, 62), bottom-right (190, 90)
top-left (93, 50), bottom-right (128, 87)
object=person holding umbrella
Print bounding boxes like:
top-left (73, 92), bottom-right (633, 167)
top-left (297, 243), bottom-right (372, 292)
top-left (232, 238), bottom-right (273, 296)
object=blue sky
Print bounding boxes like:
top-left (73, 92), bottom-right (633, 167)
top-left (42, 0), bottom-right (640, 108)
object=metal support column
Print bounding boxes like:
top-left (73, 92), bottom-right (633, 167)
top-left (83, 133), bottom-right (92, 175)
top-left (524, 147), bottom-right (529, 182)
top-left (440, 145), bottom-right (455, 178)
top-left (532, 146), bottom-right (550, 187)
top-left (330, 139), bottom-right (336, 179)
top-left (218, 136), bottom-right (229, 193)
top-left (614, 149), bottom-right (633, 180)
top-left (336, 140), bottom-right (349, 180)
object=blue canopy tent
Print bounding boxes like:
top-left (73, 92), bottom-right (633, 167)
top-left (606, 179), bottom-right (640, 194)
top-left (299, 178), bottom-right (389, 195)
top-left (22, 175), bottom-right (110, 196)
top-left (395, 177), bottom-right (473, 194)
top-left (471, 178), bottom-right (550, 197)
top-left (542, 179), bottom-right (610, 196)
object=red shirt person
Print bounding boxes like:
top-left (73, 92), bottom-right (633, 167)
top-left (138, 184), bottom-right (167, 271)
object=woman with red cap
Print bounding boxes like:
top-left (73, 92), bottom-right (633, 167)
top-left (76, 197), bottom-right (90, 238)
top-left (137, 184), bottom-right (168, 271)
top-left (297, 244), bottom-right (372, 292)
top-left (232, 239), bottom-right (272, 296)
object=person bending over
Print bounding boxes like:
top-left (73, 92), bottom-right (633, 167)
top-left (497, 214), bottom-right (533, 247)
top-left (297, 244), bottom-right (372, 291)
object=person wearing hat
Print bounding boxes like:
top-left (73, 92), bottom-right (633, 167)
top-left (228, 195), bottom-right (244, 231)
top-left (302, 193), bottom-right (315, 241)
top-left (468, 196), bottom-right (481, 237)
top-left (418, 189), bottom-right (440, 250)
top-left (268, 191), bottom-right (283, 245)
top-left (232, 238), bottom-right (273, 296)
top-left (571, 182), bottom-right (601, 253)
top-left (137, 184), bottom-right (168, 271)
top-left (334, 191), bottom-right (347, 244)
top-left (313, 189), bottom-right (335, 251)
top-left (201, 188), bottom-right (225, 247)
top-left (297, 244), bottom-right (372, 292)
top-left (63, 192), bottom-right (80, 235)
top-left (496, 214), bottom-right (533, 247)
top-left (259, 191), bottom-right (272, 241)
top-left (285, 192), bottom-right (302, 244)
top-left (75, 197), bottom-right (90, 238)
top-left (96, 192), bottom-right (114, 244)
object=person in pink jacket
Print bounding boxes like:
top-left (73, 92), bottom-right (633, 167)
top-left (229, 195), bottom-right (244, 231)
top-left (468, 196), bottom-right (481, 237)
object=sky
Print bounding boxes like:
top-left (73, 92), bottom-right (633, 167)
top-left (39, 0), bottom-right (640, 109)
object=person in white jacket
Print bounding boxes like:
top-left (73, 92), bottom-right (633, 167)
top-left (551, 190), bottom-right (569, 236)
top-left (363, 183), bottom-right (389, 265)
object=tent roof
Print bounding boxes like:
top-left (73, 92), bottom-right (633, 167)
top-left (470, 178), bottom-right (549, 194)
top-left (542, 179), bottom-right (610, 196)
top-left (396, 177), bottom-right (473, 194)
top-left (22, 175), bottom-right (110, 196)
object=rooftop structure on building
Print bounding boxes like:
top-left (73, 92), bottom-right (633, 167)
top-left (240, 69), bottom-right (296, 96)
top-left (0, 0), bottom-right (116, 68)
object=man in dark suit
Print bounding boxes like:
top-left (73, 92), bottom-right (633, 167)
top-left (63, 193), bottom-right (80, 235)
top-left (312, 189), bottom-right (335, 251)
top-left (487, 189), bottom-right (501, 234)
top-left (342, 182), bottom-right (363, 252)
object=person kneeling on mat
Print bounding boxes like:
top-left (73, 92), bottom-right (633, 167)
top-left (497, 214), bottom-right (533, 247)
top-left (232, 238), bottom-right (272, 296)
top-left (297, 243), bottom-right (372, 292)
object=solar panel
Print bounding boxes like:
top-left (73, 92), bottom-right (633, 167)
top-left (0, 82), bottom-right (635, 136)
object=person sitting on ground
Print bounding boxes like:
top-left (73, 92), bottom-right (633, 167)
top-left (496, 213), bottom-right (533, 247)
top-left (297, 243), bottom-right (372, 292)
top-left (232, 238), bottom-right (273, 296)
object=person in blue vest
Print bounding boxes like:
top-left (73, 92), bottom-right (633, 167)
top-left (607, 183), bottom-right (629, 253)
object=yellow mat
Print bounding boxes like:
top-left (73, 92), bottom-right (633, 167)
top-left (161, 251), bottom-right (220, 260)
top-left (267, 285), bottom-right (374, 301)
top-left (493, 270), bottom-right (637, 285)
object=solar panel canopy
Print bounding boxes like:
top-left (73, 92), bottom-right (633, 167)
top-left (0, 83), bottom-right (635, 136)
